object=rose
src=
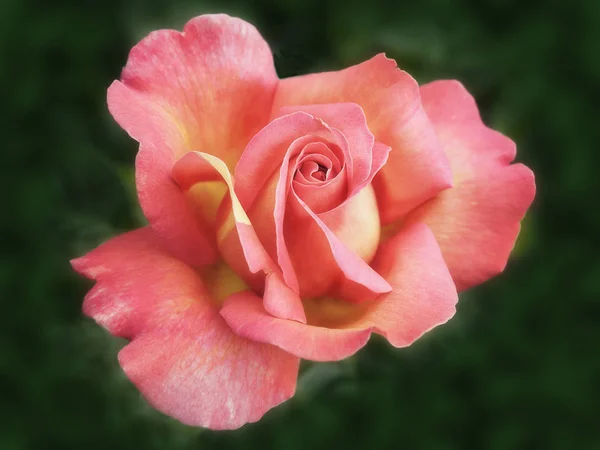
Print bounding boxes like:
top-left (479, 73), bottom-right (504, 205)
top-left (72, 14), bottom-right (535, 430)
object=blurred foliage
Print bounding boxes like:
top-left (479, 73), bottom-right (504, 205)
top-left (2, 0), bottom-right (599, 449)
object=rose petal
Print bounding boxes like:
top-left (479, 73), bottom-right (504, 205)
top-left (107, 14), bottom-right (277, 266)
top-left (221, 291), bottom-right (371, 362)
top-left (106, 83), bottom-right (217, 266)
top-left (176, 151), bottom-right (275, 274)
top-left (114, 14), bottom-right (277, 167)
top-left (263, 271), bottom-right (306, 323)
top-left (175, 152), bottom-right (306, 323)
top-left (297, 160), bottom-right (328, 183)
top-left (406, 80), bottom-right (536, 291)
top-left (135, 138), bottom-right (220, 266)
top-left (290, 185), bottom-right (391, 298)
top-left (342, 223), bottom-right (458, 346)
top-left (316, 185), bottom-right (384, 302)
top-left (273, 54), bottom-right (453, 223)
top-left (71, 228), bottom-right (299, 430)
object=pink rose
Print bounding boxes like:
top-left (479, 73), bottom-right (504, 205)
top-left (72, 14), bottom-right (535, 429)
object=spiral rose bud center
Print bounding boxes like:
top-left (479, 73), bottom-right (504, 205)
top-left (293, 141), bottom-right (343, 188)
top-left (299, 161), bottom-right (327, 182)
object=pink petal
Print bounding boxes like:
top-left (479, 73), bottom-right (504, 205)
top-left (406, 80), bottom-right (536, 291)
top-left (178, 152), bottom-right (276, 275)
top-left (344, 223), bottom-right (458, 346)
top-left (289, 185), bottom-right (392, 299)
top-left (263, 271), bottom-right (306, 323)
top-left (420, 80), bottom-right (517, 166)
top-left (221, 291), bottom-right (371, 362)
top-left (273, 54), bottom-right (453, 224)
top-left (316, 184), bottom-right (386, 302)
top-left (107, 14), bottom-right (278, 266)
top-left (176, 151), bottom-right (307, 323)
top-left (115, 14), bottom-right (277, 167)
top-left (108, 84), bottom-right (218, 266)
top-left (71, 228), bottom-right (299, 430)
top-left (273, 140), bottom-right (302, 292)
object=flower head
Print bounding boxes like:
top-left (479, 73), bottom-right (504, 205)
top-left (72, 14), bottom-right (535, 429)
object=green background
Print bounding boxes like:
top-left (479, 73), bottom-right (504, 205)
top-left (3, 0), bottom-right (599, 448)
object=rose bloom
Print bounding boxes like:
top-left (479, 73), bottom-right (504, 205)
top-left (72, 14), bottom-right (535, 429)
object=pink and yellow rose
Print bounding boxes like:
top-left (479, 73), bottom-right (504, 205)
top-left (72, 14), bottom-right (535, 429)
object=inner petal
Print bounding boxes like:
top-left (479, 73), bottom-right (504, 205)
top-left (293, 164), bottom-right (348, 214)
top-left (299, 161), bottom-right (328, 183)
top-left (294, 142), bottom-right (343, 186)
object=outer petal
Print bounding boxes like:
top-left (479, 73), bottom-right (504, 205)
top-left (273, 54), bottom-right (453, 223)
top-left (221, 291), bottom-right (371, 362)
top-left (108, 14), bottom-right (278, 266)
top-left (108, 83), bottom-right (218, 266)
top-left (71, 228), bottom-right (299, 430)
top-left (406, 80), bottom-right (536, 291)
top-left (343, 223), bottom-right (458, 346)
top-left (114, 14), bottom-right (277, 166)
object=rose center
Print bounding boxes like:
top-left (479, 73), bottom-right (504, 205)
top-left (293, 141), bottom-right (343, 186)
top-left (315, 164), bottom-right (328, 179)
top-left (300, 161), bottom-right (329, 182)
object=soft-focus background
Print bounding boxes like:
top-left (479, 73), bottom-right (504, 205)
top-left (3, 0), bottom-right (599, 448)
